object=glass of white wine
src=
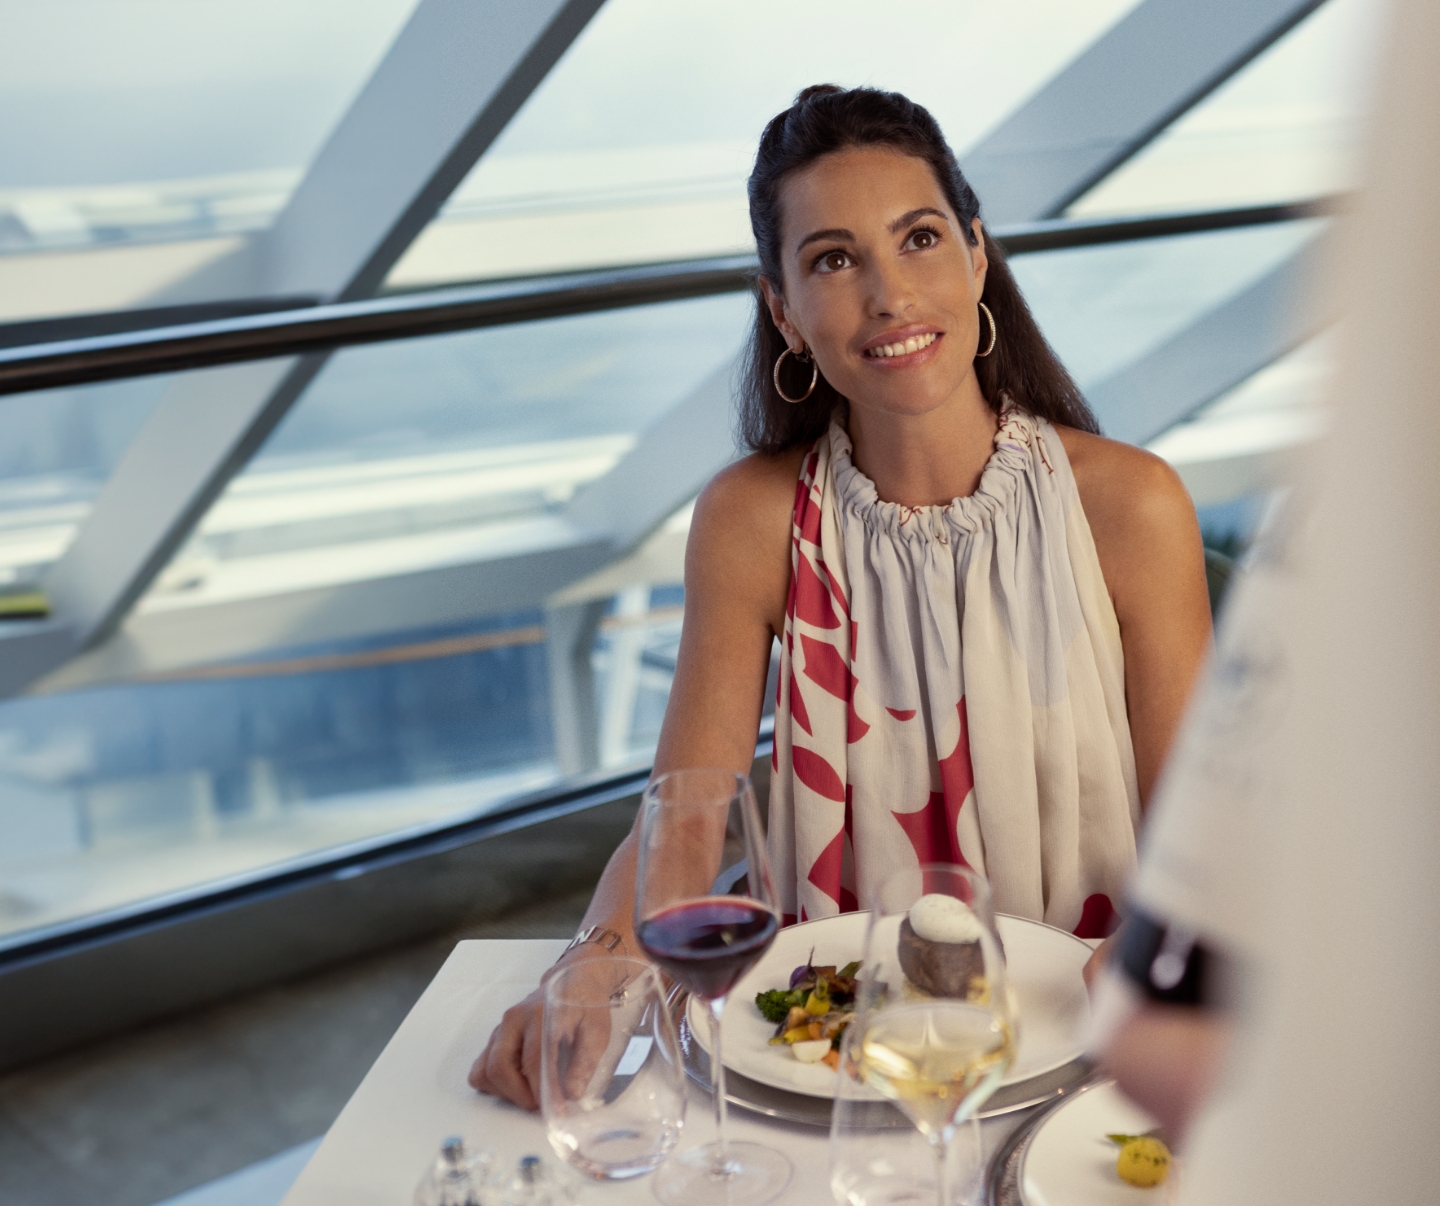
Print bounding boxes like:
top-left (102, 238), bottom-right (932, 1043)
top-left (834, 864), bottom-right (1015, 1206)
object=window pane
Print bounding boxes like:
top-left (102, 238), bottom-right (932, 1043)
top-left (1011, 220), bottom-right (1324, 389)
top-left (0, 294), bottom-right (750, 942)
top-left (1068, 0), bottom-right (1387, 218)
top-left (153, 293), bottom-right (749, 601)
top-left (0, 373), bottom-right (176, 593)
top-left (1148, 328), bottom-right (1336, 514)
top-left (0, 0), bottom-right (417, 324)
top-left (386, 0), bottom-right (1143, 289)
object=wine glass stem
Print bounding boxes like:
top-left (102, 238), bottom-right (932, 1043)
top-left (706, 995), bottom-right (733, 1176)
top-left (931, 1135), bottom-right (948, 1206)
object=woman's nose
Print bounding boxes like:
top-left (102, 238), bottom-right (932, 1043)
top-left (864, 258), bottom-right (917, 318)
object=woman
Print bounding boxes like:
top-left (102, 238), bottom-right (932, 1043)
top-left (472, 85), bottom-right (1211, 1108)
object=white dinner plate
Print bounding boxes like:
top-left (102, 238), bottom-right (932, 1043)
top-left (1021, 1081), bottom-right (1166, 1206)
top-left (686, 911), bottom-right (1092, 1099)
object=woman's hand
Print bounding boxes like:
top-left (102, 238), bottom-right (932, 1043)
top-left (469, 982), bottom-right (547, 1110)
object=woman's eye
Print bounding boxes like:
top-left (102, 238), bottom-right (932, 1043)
top-left (908, 228), bottom-right (939, 250)
top-left (817, 250), bottom-right (851, 272)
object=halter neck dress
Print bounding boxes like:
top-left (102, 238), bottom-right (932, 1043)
top-left (767, 407), bottom-right (1139, 937)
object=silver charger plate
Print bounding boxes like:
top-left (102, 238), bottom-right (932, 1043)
top-left (672, 992), bottom-right (1096, 1129)
top-left (982, 1074), bottom-right (1109, 1205)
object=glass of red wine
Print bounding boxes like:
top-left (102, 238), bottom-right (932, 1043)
top-left (634, 768), bottom-right (793, 1206)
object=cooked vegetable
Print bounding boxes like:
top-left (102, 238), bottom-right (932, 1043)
top-left (792, 1039), bottom-right (832, 1064)
top-left (1110, 1136), bottom-right (1171, 1188)
top-left (756, 954), bottom-right (862, 1061)
top-left (754, 988), bottom-right (805, 1024)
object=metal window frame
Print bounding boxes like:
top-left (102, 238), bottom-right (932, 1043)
top-left (0, 199), bottom-right (1339, 398)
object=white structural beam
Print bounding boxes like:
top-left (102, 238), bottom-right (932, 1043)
top-left (1087, 233), bottom-right (1339, 446)
top-left (565, 360), bottom-right (739, 553)
top-left (962, 0), bottom-right (1327, 223)
top-left (14, 0), bottom-right (606, 697)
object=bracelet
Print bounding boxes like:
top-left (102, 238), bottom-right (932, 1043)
top-left (561, 925), bottom-right (626, 959)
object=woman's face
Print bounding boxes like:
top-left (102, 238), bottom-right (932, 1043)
top-left (763, 146), bottom-right (988, 421)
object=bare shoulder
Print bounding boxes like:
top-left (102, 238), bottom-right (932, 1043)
top-left (688, 446), bottom-right (809, 635)
top-left (694, 446), bottom-right (808, 530)
top-left (1052, 425), bottom-right (1196, 550)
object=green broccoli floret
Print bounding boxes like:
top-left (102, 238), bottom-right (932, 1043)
top-left (755, 988), bottom-right (804, 1023)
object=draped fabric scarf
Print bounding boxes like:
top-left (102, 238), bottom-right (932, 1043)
top-left (766, 409), bottom-right (1140, 936)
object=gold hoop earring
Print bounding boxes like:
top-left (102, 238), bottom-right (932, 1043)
top-left (976, 302), bottom-right (997, 358)
top-left (773, 345), bottom-right (819, 404)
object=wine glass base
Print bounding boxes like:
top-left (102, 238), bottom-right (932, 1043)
top-left (653, 1141), bottom-right (793, 1206)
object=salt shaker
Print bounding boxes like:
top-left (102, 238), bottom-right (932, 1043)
top-left (414, 1135), bottom-right (491, 1206)
top-left (495, 1154), bottom-right (577, 1206)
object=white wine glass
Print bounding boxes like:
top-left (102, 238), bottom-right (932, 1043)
top-left (839, 864), bottom-right (1015, 1206)
top-left (634, 768), bottom-right (793, 1206)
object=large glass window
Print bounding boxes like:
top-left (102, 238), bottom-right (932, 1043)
top-left (0, 295), bottom-right (749, 941)
top-left (0, 0), bottom-right (418, 323)
top-left (385, 0), bottom-right (1144, 289)
top-left (0, 0), bottom-right (1368, 948)
top-left (1068, 0), bottom-right (1386, 217)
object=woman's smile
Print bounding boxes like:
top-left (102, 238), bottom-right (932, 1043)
top-left (861, 326), bottom-right (943, 366)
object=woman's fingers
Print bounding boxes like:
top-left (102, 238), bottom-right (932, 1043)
top-left (518, 1004), bottom-right (545, 1107)
top-left (470, 994), bottom-right (542, 1111)
top-left (560, 1009), bottom-right (617, 1100)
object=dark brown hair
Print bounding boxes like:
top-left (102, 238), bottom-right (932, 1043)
top-left (740, 84), bottom-right (1099, 454)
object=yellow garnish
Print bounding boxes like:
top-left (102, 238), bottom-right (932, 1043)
top-left (1116, 1137), bottom-right (1170, 1187)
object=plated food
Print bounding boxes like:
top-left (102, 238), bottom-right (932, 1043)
top-left (897, 892), bottom-right (991, 999)
top-left (687, 910), bottom-right (1092, 1100)
top-left (1020, 1080), bottom-right (1171, 1205)
top-left (755, 957), bottom-right (860, 1067)
top-left (1108, 1134), bottom-right (1171, 1189)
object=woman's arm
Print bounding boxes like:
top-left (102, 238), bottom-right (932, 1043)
top-left (1059, 430), bottom-right (1213, 809)
top-left (469, 451), bottom-right (800, 1108)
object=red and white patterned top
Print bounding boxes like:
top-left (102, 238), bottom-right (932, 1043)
top-left (767, 409), bottom-right (1139, 938)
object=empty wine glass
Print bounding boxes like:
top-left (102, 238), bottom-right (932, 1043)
top-left (838, 864), bottom-right (1015, 1206)
top-left (634, 768), bottom-right (793, 1206)
top-left (541, 956), bottom-right (685, 1180)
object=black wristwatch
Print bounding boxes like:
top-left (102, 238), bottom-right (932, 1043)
top-left (1114, 906), bottom-right (1220, 1006)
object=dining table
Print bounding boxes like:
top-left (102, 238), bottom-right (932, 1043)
top-left (279, 937), bottom-right (1096, 1206)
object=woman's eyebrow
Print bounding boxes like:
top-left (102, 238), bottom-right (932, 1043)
top-left (794, 227), bottom-right (854, 255)
top-left (888, 206), bottom-right (948, 233)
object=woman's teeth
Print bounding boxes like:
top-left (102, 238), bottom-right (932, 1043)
top-left (866, 332), bottom-right (938, 358)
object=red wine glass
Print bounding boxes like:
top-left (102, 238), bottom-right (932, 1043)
top-left (634, 768), bottom-right (792, 1206)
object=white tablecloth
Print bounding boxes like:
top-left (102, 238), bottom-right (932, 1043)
top-left (281, 939), bottom-right (1038, 1206)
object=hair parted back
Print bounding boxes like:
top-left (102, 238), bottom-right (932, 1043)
top-left (740, 84), bottom-right (1099, 454)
